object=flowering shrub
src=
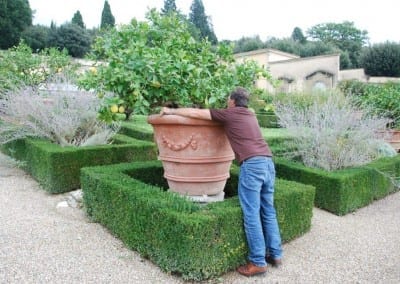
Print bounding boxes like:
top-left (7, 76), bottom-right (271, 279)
top-left (274, 91), bottom-right (392, 171)
top-left (0, 75), bottom-right (120, 147)
top-left (79, 10), bottom-right (273, 118)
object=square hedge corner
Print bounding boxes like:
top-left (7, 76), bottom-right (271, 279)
top-left (80, 161), bottom-right (315, 281)
top-left (1, 135), bottom-right (157, 193)
top-left (274, 156), bottom-right (400, 215)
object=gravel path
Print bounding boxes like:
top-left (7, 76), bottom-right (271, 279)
top-left (1, 152), bottom-right (399, 283)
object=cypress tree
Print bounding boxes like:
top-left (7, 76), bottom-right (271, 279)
top-left (72, 10), bottom-right (85, 29)
top-left (100, 0), bottom-right (115, 29)
top-left (189, 0), bottom-right (217, 44)
top-left (161, 0), bottom-right (178, 15)
top-left (291, 27), bottom-right (306, 44)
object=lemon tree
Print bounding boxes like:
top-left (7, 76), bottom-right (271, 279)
top-left (97, 96), bottom-right (126, 122)
top-left (79, 9), bottom-right (273, 119)
top-left (0, 41), bottom-right (74, 93)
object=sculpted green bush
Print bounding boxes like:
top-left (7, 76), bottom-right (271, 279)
top-left (79, 10), bottom-right (272, 120)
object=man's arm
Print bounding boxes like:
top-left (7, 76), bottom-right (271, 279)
top-left (160, 107), bottom-right (212, 120)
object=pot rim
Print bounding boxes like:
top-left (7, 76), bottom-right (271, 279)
top-left (147, 114), bottom-right (222, 126)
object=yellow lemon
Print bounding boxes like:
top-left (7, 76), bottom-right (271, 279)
top-left (110, 104), bottom-right (118, 113)
top-left (89, 67), bottom-right (97, 74)
top-left (118, 106), bottom-right (125, 113)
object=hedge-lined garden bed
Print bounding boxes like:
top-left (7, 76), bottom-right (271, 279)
top-left (1, 134), bottom-right (157, 193)
top-left (275, 156), bottom-right (400, 215)
top-left (81, 161), bottom-right (315, 281)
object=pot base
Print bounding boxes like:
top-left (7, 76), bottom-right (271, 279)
top-left (174, 191), bottom-right (225, 203)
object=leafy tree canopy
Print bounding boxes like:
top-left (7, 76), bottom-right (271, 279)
top-left (361, 41), bottom-right (400, 77)
top-left (0, 0), bottom-right (32, 49)
top-left (233, 36), bottom-right (265, 53)
top-left (21, 25), bottom-right (50, 52)
top-left (307, 21), bottom-right (368, 68)
top-left (48, 23), bottom-right (91, 58)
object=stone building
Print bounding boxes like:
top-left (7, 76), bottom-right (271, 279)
top-left (234, 48), bottom-right (340, 92)
top-left (234, 48), bottom-right (400, 93)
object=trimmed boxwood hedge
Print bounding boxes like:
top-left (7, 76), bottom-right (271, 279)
top-left (81, 161), bottom-right (315, 281)
top-left (119, 116), bottom-right (154, 142)
top-left (1, 135), bottom-right (157, 193)
top-left (275, 156), bottom-right (400, 215)
top-left (256, 112), bottom-right (279, 128)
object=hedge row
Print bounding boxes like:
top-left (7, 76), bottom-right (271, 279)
top-left (275, 156), bottom-right (400, 215)
top-left (1, 134), bottom-right (157, 193)
top-left (81, 161), bottom-right (315, 281)
top-left (119, 117), bottom-right (154, 142)
top-left (256, 112), bottom-right (279, 128)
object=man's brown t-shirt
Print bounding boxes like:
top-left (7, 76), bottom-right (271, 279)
top-left (210, 107), bottom-right (272, 164)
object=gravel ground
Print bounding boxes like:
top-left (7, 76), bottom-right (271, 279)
top-left (1, 152), bottom-right (400, 284)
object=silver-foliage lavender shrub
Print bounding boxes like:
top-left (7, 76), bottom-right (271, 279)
top-left (274, 91), bottom-right (393, 171)
top-left (0, 76), bottom-right (120, 147)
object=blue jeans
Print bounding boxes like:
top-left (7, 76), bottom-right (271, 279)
top-left (239, 156), bottom-right (282, 266)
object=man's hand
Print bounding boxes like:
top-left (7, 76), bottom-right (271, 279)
top-left (160, 107), bottom-right (172, 115)
top-left (159, 107), bottom-right (212, 120)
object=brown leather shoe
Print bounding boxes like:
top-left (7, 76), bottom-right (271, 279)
top-left (237, 262), bottom-right (267, 277)
top-left (266, 255), bottom-right (282, 267)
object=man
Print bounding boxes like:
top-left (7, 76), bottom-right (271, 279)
top-left (160, 87), bottom-right (282, 277)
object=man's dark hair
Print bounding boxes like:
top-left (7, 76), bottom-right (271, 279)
top-left (229, 87), bottom-right (249, 107)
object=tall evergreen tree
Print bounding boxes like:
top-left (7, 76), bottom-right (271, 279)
top-left (161, 0), bottom-right (178, 15)
top-left (50, 21), bottom-right (57, 30)
top-left (189, 0), bottom-right (217, 44)
top-left (100, 0), bottom-right (115, 29)
top-left (291, 27), bottom-right (306, 44)
top-left (0, 0), bottom-right (32, 49)
top-left (72, 10), bottom-right (85, 29)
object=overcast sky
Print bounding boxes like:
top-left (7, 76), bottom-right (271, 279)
top-left (29, 0), bottom-right (399, 44)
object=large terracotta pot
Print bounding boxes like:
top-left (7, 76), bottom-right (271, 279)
top-left (377, 129), bottom-right (400, 153)
top-left (386, 130), bottom-right (400, 152)
top-left (147, 114), bottom-right (234, 201)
